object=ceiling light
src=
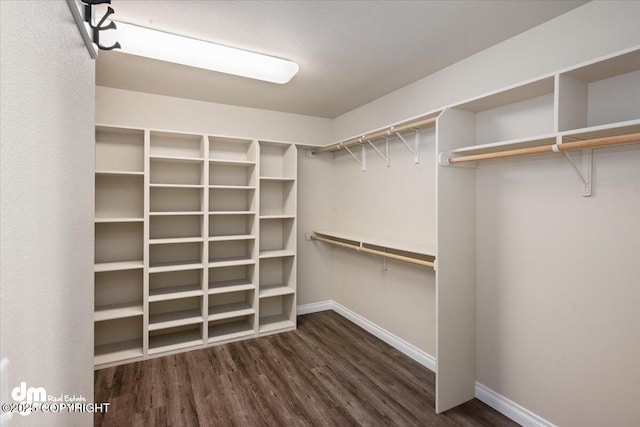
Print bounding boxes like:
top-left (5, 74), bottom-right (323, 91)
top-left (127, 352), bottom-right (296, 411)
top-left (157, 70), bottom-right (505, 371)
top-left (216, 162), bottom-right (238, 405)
top-left (108, 22), bottom-right (299, 84)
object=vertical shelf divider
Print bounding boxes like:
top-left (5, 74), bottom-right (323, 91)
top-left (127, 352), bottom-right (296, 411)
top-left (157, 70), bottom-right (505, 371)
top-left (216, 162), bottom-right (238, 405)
top-left (143, 129), bottom-right (150, 358)
top-left (202, 135), bottom-right (210, 343)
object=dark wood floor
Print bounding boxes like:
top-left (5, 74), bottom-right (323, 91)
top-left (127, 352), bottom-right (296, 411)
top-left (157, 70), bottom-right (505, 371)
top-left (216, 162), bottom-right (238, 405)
top-left (95, 311), bottom-right (516, 426)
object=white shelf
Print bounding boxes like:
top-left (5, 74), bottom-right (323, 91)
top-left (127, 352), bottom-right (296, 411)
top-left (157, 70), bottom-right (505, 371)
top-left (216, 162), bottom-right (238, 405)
top-left (259, 250), bottom-right (295, 259)
top-left (259, 314), bottom-right (295, 334)
top-left (209, 159), bottom-right (256, 166)
top-left (208, 211), bottom-right (256, 215)
top-left (149, 237), bottom-right (204, 245)
top-left (208, 257), bottom-right (256, 268)
top-left (95, 260), bottom-right (144, 272)
top-left (208, 320), bottom-right (255, 343)
top-left (149, 284), bottom-right (204, 302)
top-left (449, 133), bottom-right (557, 156)
top-left (94, 340), bottom-right (143, 366)
top-left (208, 302), bottom-right (255, 322)
top-left (209, 279), bottom-right (255, 295)
top-left (559, 119), bottom-right (640, 141)
top-left (259, 285), bottom-right (295, 299)
top-left (149, 155), bottom-right (205, 163)
top-left (148, 261), bottom-right (204, 274)
top-left (95, 217), bottom-right (144, 223)
top-left (148, 329), bottom-right (203, 355)
top-left (208, 234), bottom-right (255, 242)
top-left (260, 176), bottom-right (295, 181)
top-left (148, 309), bottom-right (203, 331)
top-left (314, 230), bottom-right (436, 257)
top-left (94, 303), bottom-right (144, 322)
top-left (150, 184), bottom-right (205, 189)
top-left (259, 214), bottom-right (295, 220)
top-left (149, 211), bottom-right (205, 216)
top-left (209, 185), bottom-right (256, 190)
top-left (96, 170), bottom-right (144, 176)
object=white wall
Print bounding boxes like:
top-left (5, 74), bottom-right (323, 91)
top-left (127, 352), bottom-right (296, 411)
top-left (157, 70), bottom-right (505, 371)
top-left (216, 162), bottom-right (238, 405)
top-left (475, 149), bottom-right (640, 426)
top-left (96, 87), bottom-right (332, 146)
top-left (330, 132), bottom-right (437, 353)
top-left (0, 1), bottom-right (95, 426)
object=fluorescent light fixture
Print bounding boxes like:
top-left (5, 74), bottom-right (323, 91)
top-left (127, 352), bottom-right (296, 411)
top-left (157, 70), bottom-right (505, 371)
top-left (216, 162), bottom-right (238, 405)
top-left (110, 22), bottom-right (299, 84)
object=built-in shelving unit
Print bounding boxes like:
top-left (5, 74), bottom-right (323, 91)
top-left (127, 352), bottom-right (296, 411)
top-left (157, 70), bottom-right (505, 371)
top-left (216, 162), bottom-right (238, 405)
top-left (95, 128), bottom-right (297, 368)
top-left (94, 126), bottom-right (146, 368)
top-left (257, 141), bottom-right (297, 335)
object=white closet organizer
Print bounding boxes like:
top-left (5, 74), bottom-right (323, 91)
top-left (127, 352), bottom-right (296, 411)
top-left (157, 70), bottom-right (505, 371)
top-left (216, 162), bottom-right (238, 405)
top-left (308, 46), bottom-right (639, 414)
top-left (94, 129), bottom-right (297, 368)
top-left (436, 47), bottom-right (639, 413)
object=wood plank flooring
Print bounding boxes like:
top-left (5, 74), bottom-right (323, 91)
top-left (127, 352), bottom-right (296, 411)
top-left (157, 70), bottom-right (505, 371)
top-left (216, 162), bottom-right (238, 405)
top-left (95, 311), bottom-right (517, 426)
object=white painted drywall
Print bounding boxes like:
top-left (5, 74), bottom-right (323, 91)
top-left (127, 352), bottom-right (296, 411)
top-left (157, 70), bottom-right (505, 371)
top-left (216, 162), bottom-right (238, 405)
top-left (0, 1), bottom-right (95, 426)
top-left (475, 147), bottom-right (640, 426)
top-left (96, 87), bottom-right (332, 146)
top-left (330, 131), bottom-right (437, 354)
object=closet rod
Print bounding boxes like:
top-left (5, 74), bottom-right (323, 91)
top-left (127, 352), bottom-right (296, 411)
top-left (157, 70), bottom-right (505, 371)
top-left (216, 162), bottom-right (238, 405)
top-left (312, 116), bottom-right (437, 155)
top-left (449, 132), bottom-right (640, 164)
top-left (311, 235), bottom-right (435, 268)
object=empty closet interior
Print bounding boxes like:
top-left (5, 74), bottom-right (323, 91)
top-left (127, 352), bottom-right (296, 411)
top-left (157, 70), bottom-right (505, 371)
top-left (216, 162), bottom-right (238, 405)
top-left (95, 38), bottom-right (639, 421)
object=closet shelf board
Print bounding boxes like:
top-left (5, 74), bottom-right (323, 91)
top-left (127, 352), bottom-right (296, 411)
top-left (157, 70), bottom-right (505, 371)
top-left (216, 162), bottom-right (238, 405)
top-left (149, 284), bottom-right (204, 302)
top-left (94, 303), bottom-right (144, 322)
top-left (148, 330), bottom-right (203, 355)
top-left (259, 250), bottom-right (296, 259)
top-left (259, 285), bottom-right (295, 299)
top-left (208, 257), bottom-right (256, 268)
top-left (208, 302), bottom-right (255, 322)
top-left (95, 340), bottom-right (143, 366)
top-left (209, 280), bottom-right (255, 295)
top-left (95, 260), bottom-right (144, 272)
top-left (148, 309), bottom-right (203, 331)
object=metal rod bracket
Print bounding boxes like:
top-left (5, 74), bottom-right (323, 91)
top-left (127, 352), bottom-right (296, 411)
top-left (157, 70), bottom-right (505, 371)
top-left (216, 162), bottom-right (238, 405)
top-left (562, 148), bottom-right (592, 197)
top-left (367, 137), bottom-right (390, 167)
top-left (344, 143), bottom-right (366, 171)
top-left (396, 130), bottom-right (420, 164)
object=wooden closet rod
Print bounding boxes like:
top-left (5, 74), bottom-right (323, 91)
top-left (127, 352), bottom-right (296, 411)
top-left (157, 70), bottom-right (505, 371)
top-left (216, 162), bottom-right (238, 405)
top-left (311, 235), bottom-right (435, 268)
top-left (311, 116), bottom-right (437, 155)
top-left (449, 132), bottom-right (640, 164)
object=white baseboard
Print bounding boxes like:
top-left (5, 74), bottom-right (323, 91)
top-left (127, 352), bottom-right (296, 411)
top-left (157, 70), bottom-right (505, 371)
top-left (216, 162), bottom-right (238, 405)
top-left (297, 301), bottom-right (333, 315)
top-left (297, 300), bottom-right (551, 427)
top-left (475, 383), bottom-right (555, 427)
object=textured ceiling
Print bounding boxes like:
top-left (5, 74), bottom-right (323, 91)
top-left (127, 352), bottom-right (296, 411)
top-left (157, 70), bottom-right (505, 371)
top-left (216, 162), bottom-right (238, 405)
top-left (96, 0), bottom-right (587, 118)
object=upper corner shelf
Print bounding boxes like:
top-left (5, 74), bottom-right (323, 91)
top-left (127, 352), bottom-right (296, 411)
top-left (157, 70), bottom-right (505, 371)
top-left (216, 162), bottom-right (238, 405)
top-left (456, 77), bottom-right (555, 113)
top-left (557, 48), bottom-right (639, 133)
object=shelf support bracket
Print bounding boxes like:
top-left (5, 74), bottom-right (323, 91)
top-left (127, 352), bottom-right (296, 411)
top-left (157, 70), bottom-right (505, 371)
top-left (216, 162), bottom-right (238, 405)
top-left (367, 137), bottom-right (390, 167)
top-left (558, 147), bottom-right (592, 197)
top-left (395, 130), bottom-right (420, 164)
top-left (343, 142), bottom-right (366, 171)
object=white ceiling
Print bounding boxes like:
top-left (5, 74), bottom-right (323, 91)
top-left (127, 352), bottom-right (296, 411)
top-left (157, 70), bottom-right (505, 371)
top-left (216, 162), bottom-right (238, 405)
top-left (97, 0), bottom-right (587, 118)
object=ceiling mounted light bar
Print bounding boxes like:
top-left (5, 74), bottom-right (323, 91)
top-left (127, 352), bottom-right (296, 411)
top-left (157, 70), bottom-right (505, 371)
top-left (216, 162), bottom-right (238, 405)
top-left (110, 22), bottom-right (299, 84)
